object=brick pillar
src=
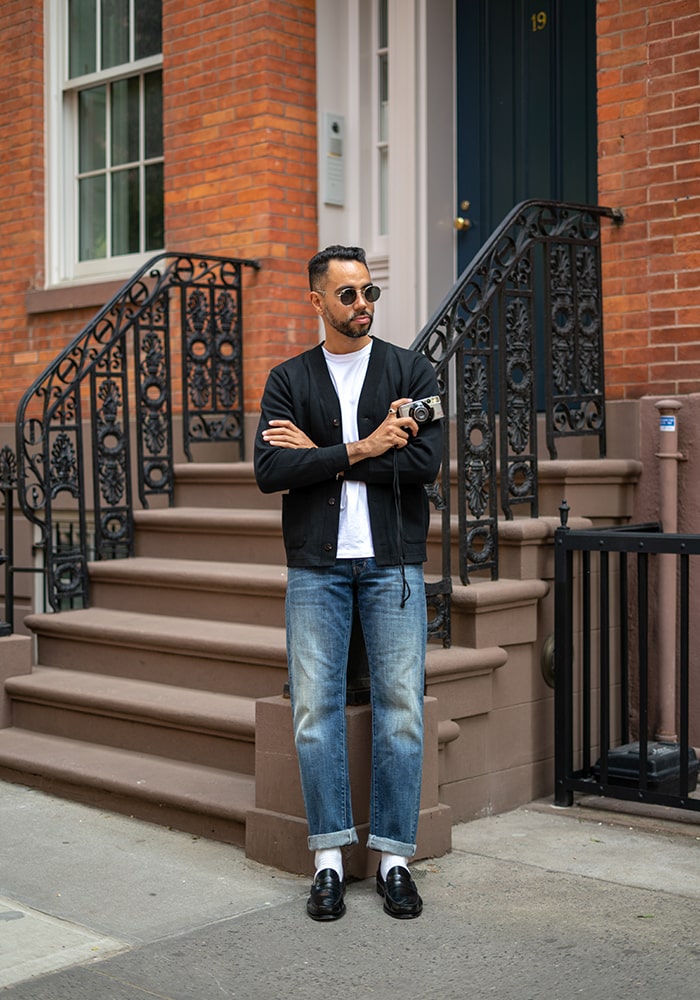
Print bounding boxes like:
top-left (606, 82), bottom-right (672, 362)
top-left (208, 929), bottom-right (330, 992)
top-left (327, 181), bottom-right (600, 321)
top-left (0, 1), bottom-right (45, 425)
top-left (597, 0), bottom-right (700, 402)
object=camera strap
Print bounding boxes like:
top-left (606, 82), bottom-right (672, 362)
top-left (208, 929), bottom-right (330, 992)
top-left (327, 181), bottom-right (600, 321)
top-left (392, 448), bottom-right (411, 609)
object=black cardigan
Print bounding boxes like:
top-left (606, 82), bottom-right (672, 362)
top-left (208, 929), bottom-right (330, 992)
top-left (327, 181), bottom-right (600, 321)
top-left (254, 337), bottom-right (442, 568)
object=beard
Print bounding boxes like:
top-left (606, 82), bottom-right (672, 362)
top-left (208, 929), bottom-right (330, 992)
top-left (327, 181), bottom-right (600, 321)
top-left (326, 308), bottom-right (374, 339)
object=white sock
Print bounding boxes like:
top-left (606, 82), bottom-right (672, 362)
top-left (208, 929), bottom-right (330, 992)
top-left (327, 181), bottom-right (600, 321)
top-left (314, 848), bottom-right (343, 879)
top-left (380, 853), bottom-right (409, 880)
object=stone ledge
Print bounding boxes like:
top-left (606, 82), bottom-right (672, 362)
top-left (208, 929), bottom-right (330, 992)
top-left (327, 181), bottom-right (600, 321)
top-left (0, 635), bottom-right (32, 728)
top-left (426, 644), bottom-right (507, 682)
top-left (25, 280), bottom-right (126, 315)
top-left (450, 577), bottom-right (549, 652)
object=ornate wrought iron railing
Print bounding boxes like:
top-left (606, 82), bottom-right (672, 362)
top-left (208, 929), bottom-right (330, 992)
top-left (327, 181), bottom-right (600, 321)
top-left (15, 252), bottom-right (260, 612)
top-left (413, 200), bottom-right (623, 638)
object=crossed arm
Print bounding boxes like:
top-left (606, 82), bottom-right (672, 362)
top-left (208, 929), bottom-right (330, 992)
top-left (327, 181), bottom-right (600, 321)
top-left (261, 397), bottom-right (419, 466)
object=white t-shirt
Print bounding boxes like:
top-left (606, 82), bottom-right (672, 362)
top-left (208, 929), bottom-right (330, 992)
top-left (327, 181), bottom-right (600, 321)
top-left (322, 342), bottom-right (375, 559)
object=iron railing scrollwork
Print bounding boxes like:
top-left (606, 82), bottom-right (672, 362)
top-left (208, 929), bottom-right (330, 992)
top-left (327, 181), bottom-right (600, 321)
top-left (16, 252), bottom-right (260, 611)
top-left (413, 200), bottom-right (622, 643)
top-left (0, 445), bottom-right (17, 635)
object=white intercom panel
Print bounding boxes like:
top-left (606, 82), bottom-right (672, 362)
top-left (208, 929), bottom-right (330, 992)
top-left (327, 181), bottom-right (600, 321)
top-left (322, 112), bottom-right (345, 207)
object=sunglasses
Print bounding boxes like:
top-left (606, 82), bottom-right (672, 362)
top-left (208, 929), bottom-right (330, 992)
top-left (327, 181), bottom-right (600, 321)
top-left (321, 284), bottom-right (382, 306)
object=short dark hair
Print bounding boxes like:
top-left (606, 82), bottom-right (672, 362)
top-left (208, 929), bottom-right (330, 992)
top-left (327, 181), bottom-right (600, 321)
top-left (307, 245), bottom-right (367, 290)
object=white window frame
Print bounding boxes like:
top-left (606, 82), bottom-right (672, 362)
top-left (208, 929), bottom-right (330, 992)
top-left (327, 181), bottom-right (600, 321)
top-left (370, 0), bottom-right (389, 259)
top-left (375, 0), bottom-right (389, 240)
top-left (45, 0), bottom-right (163, 287)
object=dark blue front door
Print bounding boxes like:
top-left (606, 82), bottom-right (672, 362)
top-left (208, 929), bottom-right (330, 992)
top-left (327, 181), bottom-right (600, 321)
top-left (456, 0), bottom-right (597, 273)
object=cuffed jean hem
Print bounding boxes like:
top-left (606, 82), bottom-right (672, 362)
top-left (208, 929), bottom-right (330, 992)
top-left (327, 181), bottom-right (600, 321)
top-left (307, 827), bottom-right (359, 851)
top-left (367, 834), bottom-right (417, 857)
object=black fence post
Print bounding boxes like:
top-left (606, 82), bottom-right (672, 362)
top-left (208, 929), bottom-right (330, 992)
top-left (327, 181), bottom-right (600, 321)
top-left (554, 500), bottom-right (574, 806)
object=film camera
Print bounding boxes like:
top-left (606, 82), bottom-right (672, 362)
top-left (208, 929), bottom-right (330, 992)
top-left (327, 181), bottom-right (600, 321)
top-left (396, 395), bottom-right (444, 425)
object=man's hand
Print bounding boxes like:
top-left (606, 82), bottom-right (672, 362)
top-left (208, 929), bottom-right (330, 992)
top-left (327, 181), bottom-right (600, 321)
top-left (261, 420), bottom-right (318, 449)
top-left (346, 398), bottom-right (419, 465)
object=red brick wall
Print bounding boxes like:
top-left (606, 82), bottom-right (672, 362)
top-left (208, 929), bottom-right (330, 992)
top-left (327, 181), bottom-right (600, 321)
top-left (163, 0), bottom-right (319, 410)
top-left (0, 2), bottom-right (45, 424)
top-left (0, 0), bottom-right (317, 426)
top-left (597, 0), bottom-right (700, 401)
top-left (8, 3), bottom-right (698, 423)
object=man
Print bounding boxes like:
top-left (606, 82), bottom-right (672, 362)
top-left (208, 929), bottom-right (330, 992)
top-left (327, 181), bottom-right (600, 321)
top-left (254, 245), bottom-right (442, 921)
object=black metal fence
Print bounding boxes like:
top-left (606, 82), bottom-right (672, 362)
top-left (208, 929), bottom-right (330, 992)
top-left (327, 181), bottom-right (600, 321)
top-left (14, 252), bottom-right (260, 613)
top-left (554, 516), bottom-right (700, 812)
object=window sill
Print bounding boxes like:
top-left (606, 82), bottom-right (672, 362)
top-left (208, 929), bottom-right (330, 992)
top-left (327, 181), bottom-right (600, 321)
top-left (25, 280), bottom-right (128, 316)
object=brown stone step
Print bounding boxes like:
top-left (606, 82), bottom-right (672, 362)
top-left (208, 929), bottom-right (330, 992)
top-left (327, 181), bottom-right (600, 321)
top-left (133, 503), bottom-right (463, 575)
top-left (134, 505), bottom-right (458, 574)
top-left (6, 667), bottom-right (257, 773)
top-left (173, 462), bottom-right (281, 511)
top-left (89, 557), bottom-right (287, 627)
top-left (0, 728), bottom-right (254, 846)
top-left (23, 608), bottom-right (288, 699)
top-left (134, 507), bottom-right (286, 564)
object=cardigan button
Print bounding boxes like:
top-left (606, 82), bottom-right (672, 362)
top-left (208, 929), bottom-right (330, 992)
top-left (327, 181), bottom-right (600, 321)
top-left (323, 543), bottom-right (333, 552)
top-left (328, 497), bottom-right (336, 506)
top-left (332, 418), bottom-right (340, 427)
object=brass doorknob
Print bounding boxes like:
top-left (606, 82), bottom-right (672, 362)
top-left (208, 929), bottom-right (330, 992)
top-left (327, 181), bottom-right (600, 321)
top-left (454, 216), bottom-right (471, 231)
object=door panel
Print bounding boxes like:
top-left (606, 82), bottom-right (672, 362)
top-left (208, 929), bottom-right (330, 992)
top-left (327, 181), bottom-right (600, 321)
top-left (456, 0), bottom-right (597, 272)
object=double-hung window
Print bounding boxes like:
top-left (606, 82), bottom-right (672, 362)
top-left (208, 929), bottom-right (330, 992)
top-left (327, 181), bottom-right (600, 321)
top-left (376, 0), bottom-right (388, 239)
top-left (48, 0), bottom-right (163, 283)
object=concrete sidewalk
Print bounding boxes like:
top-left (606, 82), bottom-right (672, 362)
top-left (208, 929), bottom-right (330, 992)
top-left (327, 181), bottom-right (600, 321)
top-left (1, 780), bottom-right (699, 999)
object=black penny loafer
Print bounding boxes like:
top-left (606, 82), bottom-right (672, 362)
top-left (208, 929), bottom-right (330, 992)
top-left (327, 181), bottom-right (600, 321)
top-left (376, 865), bottom-right (423, 918)
top-left (307, 868), bottom-right (346, 921)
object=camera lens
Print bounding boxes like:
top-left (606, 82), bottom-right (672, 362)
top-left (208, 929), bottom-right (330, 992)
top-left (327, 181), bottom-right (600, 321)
top-left (411, 402), bottom-right (431, 424)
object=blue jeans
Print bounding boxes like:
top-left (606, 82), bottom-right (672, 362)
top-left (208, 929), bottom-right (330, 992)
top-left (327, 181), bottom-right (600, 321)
top-left (285, 558), bottom-right (426, 856)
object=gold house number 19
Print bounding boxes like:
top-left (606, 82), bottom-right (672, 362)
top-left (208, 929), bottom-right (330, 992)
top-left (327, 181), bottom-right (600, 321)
top-left (531, 11), bottom-right (547, 31)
